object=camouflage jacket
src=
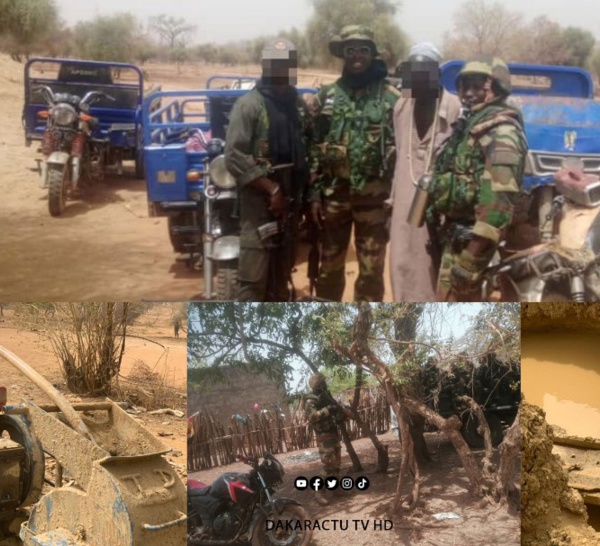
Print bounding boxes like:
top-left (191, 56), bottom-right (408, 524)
top-left (309, 78), bottom-right (401, 195)
top-left (428, 101), bottom-right (528, 244)
top-left (304, 393), bottom-right (339, 435)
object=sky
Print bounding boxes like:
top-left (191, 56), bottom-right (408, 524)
top-left (187, 303), bottom-right (484, 394)
top-left (56, 0), bottom-right (600, 50)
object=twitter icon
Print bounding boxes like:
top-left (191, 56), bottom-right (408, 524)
top-left (325, 476), bottom-right (339, 490)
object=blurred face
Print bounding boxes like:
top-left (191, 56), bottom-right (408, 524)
top-left (458, 74), bottom-right (489, 106)
top-left (262, 57), bottom-right (298, 86)
top-left (398, 59), bottom-right (440, 99)
top-left (343, 40), bottom-right (374, 74)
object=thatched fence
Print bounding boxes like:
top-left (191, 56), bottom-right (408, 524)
top-left (188, 386), bottom-right (390, 471)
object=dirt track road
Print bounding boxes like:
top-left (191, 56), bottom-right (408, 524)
top-left (0, 57), bottom-right (392, 302)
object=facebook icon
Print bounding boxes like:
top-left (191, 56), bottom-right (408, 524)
top-left (309, 477), bottom-right (323, 491)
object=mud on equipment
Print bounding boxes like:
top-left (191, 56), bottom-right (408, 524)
top-left (0, 346), bottom-right (187, 546)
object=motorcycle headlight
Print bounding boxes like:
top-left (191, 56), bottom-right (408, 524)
top-left (209, 155), bottom-right (236, 189)
top-left (51, 105), bottom-right (78, 126)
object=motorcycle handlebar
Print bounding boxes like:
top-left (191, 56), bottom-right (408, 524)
top-left (81, 91), bottom-right (116, 107)
top-left (32, 85), bottom-right (55, 105)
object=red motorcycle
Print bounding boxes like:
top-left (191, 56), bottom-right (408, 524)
top-left (34, 85), bottom-right (114, 216)
top-left (187, 452), bottom-right (312, 546)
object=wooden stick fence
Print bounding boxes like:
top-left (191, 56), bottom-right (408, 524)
top-left (188, 386), bottom-right (390, 471)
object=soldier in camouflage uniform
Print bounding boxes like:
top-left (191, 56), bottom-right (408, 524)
top-left (304, 373), bottom-right (353, 505)
top-left (224, 39), bottom-right (311, 301)
top-left (427, 56), bottom-right (528, 301)
top-left (308, 25), bottom-right (401, 301)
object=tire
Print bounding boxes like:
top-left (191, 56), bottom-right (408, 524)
top-left (0, 415), bottom-right (45, 507)
top-left (48, 164), bottom-right (68, 216)
top-left (251, 503), bottom-right (312, 546)
top-left (461, 412), bottom-right (504, 449)
top-left (168, 214), bottom-right (201, 253)
top-left (216, 260), bottom-right (238, 301)
top-left (134, 148), bottom-right (145, 180)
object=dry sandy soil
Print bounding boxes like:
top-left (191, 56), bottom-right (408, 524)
top-left (0, 55), bottom-right (393, 302)
top-left (189, 429), bottom-right (520, 546)
top-left (0, 304), bottom-right (187, 485)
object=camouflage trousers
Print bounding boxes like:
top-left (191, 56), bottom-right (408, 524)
top-left (436, 245), bottom-right (484, 302)
top-left (316, 179), bottom-right (390, 302)
top-left (316, 432), bottom-right (341, 479)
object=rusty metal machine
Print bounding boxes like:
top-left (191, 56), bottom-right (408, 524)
top-left (0, 346), bottom-right (186, 546)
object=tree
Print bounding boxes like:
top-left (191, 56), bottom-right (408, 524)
top-left (509, 16), bottom-right (569, 65)
top-left (149, 14), bottom-right (196, 49)
top-left (0, 0), bottom-right (60, 61)
top-left (13, 303), bottom-right (131, 395)
top-left (443, 0), bottom-right (523, 60)
top-left (588, 47), bottom-right (600, 90)
top-left (332, 303), bottom-right (520, 510)
top-left (562, 26), bottom-right (595, 68)
top-left (305, 0), bottom-right (407, 68)
top-left (188, 303), bottom-right (388, 472)
top-left (73, 13), bottom-right (142, 63)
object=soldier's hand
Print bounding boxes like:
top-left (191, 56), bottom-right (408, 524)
top-left (343, 408), bottom-right (355, 420)
top-left (269, 190), bottom-right (286, 218)
top-left (311, 201), bottom-right (325, 230)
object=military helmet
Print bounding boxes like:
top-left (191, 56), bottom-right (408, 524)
top-left (261, 38), bottom-right (297, 62)
top-left (329, 25), bottom-right (379, 59)
top-left (309, 372), bottom-right (327, 390)
top-left (456, 56), bottom-right (512, 95)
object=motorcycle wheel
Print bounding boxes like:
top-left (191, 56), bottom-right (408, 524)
top-left (216, 260), bottom-right (238, 301)
top-left (168, 214), bottom-right (201, 254)
top-left (251, 504), bottom-right (312, 546)
top-left (48, 164), bottom-right (68, 216)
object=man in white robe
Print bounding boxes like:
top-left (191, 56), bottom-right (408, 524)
top-left (388, 43), bottom-right (461, 301)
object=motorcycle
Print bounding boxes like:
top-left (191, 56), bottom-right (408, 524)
top-left (34, 85), bottom-right (114, 216)
top-left (485, 162), bottom-right (600, 302)
top-left (198, 132), bottom-right (240, 300)
top-left (187, 452), bottom-right (312, 546)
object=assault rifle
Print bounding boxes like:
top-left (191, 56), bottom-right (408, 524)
top-left (258, 163), bottom-right (299, 301)
top-left (425, 101), bottom-right (473, 272)
top-left (318, 388), bottom-right (353, 425)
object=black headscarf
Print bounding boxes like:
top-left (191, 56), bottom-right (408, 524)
top-left (255, 80), bottom-right (308, 197)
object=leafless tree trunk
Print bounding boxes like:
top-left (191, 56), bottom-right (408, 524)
top-left (335, 303), bottom-right (521, 511)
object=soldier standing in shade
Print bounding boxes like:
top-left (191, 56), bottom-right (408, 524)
top-left (173, 319), bottom-right (180, 338)
top-left (427, 57), bottom-right (528, 301)
top-left (308, 25), bottom-right (401, 302)
top-left (304, 372), bottom-right (353, 505)
top-left (388, 43), bottom-right (461, 302)
top-left (225, 39), bottom-right (310, 301)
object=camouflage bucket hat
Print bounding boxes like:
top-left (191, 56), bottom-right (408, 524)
top-left (457, 56), bottom-right (512, 95)
top-left (329, 25), bottom-right (379, 58)
top-left (262, 38), bottom-right (298, 62)
top-left (309, 373), bottom-right (327, 390)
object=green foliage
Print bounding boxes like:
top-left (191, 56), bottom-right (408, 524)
top-left (0, 0), bottom-right (59, 60)
top-left (305, 0), bottom-right (407, 67)
top-left (561, 27), bottom-right (595, 67)
top-left (73, 13), bottom-right (141, 63)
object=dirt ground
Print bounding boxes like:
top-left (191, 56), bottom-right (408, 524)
top-left (0, 55), bottom-right (393, 302)
top-left (0, 304), bottom-right (187, 485)
top-left (189, 429), bottom-right (520, 546)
